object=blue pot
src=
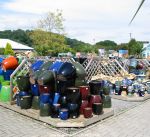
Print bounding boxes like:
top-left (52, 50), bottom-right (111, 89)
top-left (53, 92), bottom-right (60, 105)
top-left (3, 69), bottom-right (14, 80)
top-left (49, 61), bottom-right (64, 74)
top-left (68, 103), bottom-right (78, 112)
top-left (59, 109), bottom-right (69, 120)
top-left (31, 84), bottom-right (39, 96)
top-left (40, 93), bottom-right (51, 103)
top-left (30, 60), bottom-right (44, 71)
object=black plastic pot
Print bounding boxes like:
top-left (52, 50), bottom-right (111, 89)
top-left (89, 80), bottom-right (102, 95)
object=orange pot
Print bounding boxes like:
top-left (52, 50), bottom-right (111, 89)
top-left (2, 56), bottom-right (18, 70)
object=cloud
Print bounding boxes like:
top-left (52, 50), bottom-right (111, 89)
top-left (0, 0), bottom-right (150, 44)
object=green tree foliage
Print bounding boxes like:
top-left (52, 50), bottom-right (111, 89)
top-left (29, 30), bottom-right (72, 56)
top-left (4, 43), bottom-right (15, 56)
top-left (128, 39), bottom-right (143, 56)
top-left (65, 38), bottom-right (95, 53)
top-left (0, 29), bottom-right (32, 46)
top-left (95, 40), bottom-right (117, 51)
top-left (0, 48), bottom-right (4, 55)
top-left (116, 43), bottom-right (128, 51)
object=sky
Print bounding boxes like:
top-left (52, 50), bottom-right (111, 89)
top-left (0, 0), bottom-right (150, 44)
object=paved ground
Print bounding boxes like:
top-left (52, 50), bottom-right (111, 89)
top-left (0, 99), bottom-right (149, 137)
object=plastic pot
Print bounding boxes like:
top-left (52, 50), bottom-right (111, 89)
top-left (0, 85), bottom-right (11, 102)
top-left (92, 103), bottom-right (103, 115)
top-left (59, 108), bottom-right (69, 120)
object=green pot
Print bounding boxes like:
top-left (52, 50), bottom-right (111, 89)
top-left (75, 78), bottom-right (86, 87)
top-left (0, 85), bottom-right (11, 102)
top-left (103, 87), bottom-right (110, 95)
top-left (20, 95), bottom-right (32, 109)
top-left (71, 61), bottom-right (86, 79)
top-left (39, 61), bottom-right (53, 71)
top-left (32, 96), bottom-right (40, 110)
top-left (0, 76), bottom-right (4, 84)
top-left (1, 81), bottom-right (10, 86)
top-left (37, 70), bottom-right (55, 85)
top-left (16, 76), bottom-right (30, 91)
top-left (102, 94), bottom-right (111, 108)
top-left (40, 103), bottom-right (51, 117)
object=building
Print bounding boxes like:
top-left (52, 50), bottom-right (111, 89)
top-left (142, 44), bottom-right (150, 58)
top-left (0, 39), bottom-right (34, 52)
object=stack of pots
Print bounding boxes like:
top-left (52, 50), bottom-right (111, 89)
top-left (16, 75), bottom-right (31, 109)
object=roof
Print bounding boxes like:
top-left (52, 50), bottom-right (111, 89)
top-left (0, 39), bottom-right (34, 50)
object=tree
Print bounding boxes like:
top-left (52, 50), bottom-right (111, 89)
top-left (38, 10), bottom-right (65, 34)
top-left (128, 39), bottom-right (143, 56)
top-left (4, 43), bottom-right (15, 56)
top-left (29, 30), bottom-right (72, 56)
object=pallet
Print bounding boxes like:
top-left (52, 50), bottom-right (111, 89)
top-left (0, 102), bottom-right (114, 127)
top-left (110, 94), bottom-right (150, 102)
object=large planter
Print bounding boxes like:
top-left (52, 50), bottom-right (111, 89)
top-left (39, 85), bottom-right (51, 94)
top-left (2, 56), bottom-right (18, 70)
top-left (89, 95), bottom-right (102, 108)
top-left (30, 70), bottom-right (44, 84)
top-left (79, 86), bottom-right (89, 100)
top-left (49, 61), bottom-right (64, 74)
top-left (37, 70), bottom-right (55, 86)
top-left (40, 61), bottom-right (53, 71)
top-left (30, 60), bottom-right (44, 72)
top-left (40, 93), bottom-right (51, 104)
top-left (92, 103), bottom-right (103, 115)
top-left (16, 76), bottom-right (30, 91)
top-left (89, 80), bottom-right (102, 95)
top-left (58, 62), bottom-right (76, 79)
top-left (80, 100), bottom-right (89, 114)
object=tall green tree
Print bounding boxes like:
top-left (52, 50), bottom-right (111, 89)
top-left (4, 43), bottom-right (15, 56)
top-left (128, 39), bottom-right (143, 56)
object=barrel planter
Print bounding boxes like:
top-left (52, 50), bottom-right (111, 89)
top-left (2, 56), bottom-right (18, 70)
top-left (19, 95), bottom-right (32, 109)
top-left (0, 85), bottom-right (10, 102)
top-left (49, 61), bottom-right (64, 74)
top-left (58, 62), bottom-right (76, 79)
top-left (37, 70), bottom-right (55, 85)
top-left (40, 103), bottom-right (51, 117)
top-left (102, 95), bottom-right (111, 108)
top-left (40, 61), bottom-right (53, 71)
top-left (16, 76), bottom-right (30, 91)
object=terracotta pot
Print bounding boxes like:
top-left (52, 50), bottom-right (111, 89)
top-left (83, 107), bottom-right (93, 118)
top-left (2, 56), bottom-right (18, 70)
top-left (16, 76), bottom-right (30, 91)
top-left (79, 86), bottom-right (90, 100)
top-left (89, 95), bottom-right (102, 108)
top-left (80, 100), bottom-right (89, 114)
top-left (92, 103), bottom-right (103, 115)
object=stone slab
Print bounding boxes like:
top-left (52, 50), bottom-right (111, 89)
top-left (0, 102), bottom-right (114, 128)
top-left (110, 94), bottom-right (150, 102)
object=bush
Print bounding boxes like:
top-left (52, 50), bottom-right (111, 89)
top-left (4, 43), bottom-right (15, 56)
